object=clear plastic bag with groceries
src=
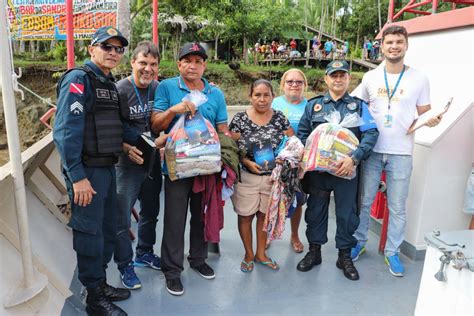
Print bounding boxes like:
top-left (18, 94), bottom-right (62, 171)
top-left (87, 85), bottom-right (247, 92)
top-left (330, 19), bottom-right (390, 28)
top-left (302, 110), bottom-right (364, 179)
top-left (165, 91), bottom-right (221, 180)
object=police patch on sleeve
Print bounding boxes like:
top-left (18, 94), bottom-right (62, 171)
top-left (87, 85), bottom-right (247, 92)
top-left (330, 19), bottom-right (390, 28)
top-left (313, 103), bottom-right (322, 112)
top-left (70, 101), bottom-right (83, 115)
top-left (347, 102), bottom-right (357, 111)
top-left (69, 83), bottom-right (84, 94)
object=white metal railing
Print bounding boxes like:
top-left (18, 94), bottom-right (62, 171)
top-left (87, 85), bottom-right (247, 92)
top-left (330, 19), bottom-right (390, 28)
top-left (0, 1), bottom-right (48, 308)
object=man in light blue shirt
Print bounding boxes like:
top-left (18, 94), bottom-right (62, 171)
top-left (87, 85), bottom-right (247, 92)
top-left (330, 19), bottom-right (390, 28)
top-left (324, 40), bottom-right (333, 58)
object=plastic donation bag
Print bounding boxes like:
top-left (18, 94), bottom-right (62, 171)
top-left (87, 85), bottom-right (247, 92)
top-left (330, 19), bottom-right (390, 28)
top-left (302, 111), bottom-right (363, 179)
top-left (164, 90), bottom-right (221, 181)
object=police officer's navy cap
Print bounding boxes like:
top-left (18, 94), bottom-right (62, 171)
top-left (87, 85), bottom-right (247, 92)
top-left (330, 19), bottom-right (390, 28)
top-left (91, 26), bottom-right (128, 47)
top-left (326, 60), bottom-right (350, 75)
top-left (178, 42), bottom-right (208, 61)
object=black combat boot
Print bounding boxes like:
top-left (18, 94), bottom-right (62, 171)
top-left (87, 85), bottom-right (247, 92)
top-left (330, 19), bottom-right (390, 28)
top-left (86, 286), bottom-right (128, 316)
top-left (296, 243), bottom-right (322, 272)
top-left (101, 282), bottom-right (131, 301)
top-left (336, 248), bottom-right (360, 281)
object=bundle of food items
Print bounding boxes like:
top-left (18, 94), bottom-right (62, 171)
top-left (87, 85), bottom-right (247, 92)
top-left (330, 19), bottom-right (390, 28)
top-left (165, 91), bottom-right (221, 180)
top-left (302, 111), bottom-right (362, 179)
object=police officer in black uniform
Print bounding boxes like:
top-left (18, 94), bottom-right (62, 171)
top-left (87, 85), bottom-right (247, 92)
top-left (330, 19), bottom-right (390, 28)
top-left (53, 26), bottom-right (130, 315)
top-left (296, 60), bottom-right (379, 280)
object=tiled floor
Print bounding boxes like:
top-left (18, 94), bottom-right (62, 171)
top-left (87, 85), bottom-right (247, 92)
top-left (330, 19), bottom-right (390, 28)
top-left (62, 197), bottom-right (423, 315)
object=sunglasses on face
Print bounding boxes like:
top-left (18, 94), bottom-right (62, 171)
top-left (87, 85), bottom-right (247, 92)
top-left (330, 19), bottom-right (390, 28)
top-left (285, 80), bottom-right (304, 86)
top-left (96, 43), bottom-right (125, 54)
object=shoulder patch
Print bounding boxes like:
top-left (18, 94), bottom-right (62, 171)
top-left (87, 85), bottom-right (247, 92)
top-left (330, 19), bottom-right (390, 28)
top-left (69, 82), bottom-right (84, 94)
top-left (70, 101), bottom-right (83, 115)
top-left (347, 102), bottom-right (358, 111)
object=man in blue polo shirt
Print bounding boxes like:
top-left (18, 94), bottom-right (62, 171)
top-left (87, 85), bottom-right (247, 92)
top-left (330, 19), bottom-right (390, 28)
top-left (151, 42), bottom-right (229, 296)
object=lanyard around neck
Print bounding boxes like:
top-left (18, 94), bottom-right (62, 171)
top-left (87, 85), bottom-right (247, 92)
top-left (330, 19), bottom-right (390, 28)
top-left (130, 77), bottom-right (151, 130)
top-left (384, 65), bottom-right (405, 111)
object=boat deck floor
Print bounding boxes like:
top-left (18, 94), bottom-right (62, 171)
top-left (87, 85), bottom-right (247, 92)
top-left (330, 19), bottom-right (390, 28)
top-left (61, 197), bottom-right (423, 315)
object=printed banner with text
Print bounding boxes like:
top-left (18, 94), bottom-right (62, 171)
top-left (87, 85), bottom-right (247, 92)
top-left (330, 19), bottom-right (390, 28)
top-left (7, 0), bottom-right (118, 40)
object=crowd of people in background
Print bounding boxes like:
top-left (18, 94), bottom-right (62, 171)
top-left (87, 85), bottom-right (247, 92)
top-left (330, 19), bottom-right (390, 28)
top-left (363, 38), bottom-right (381, 61)
top-left (253, 36), bottom-right (349, 61)
top-left (252, 35), bottom-right (389, 63)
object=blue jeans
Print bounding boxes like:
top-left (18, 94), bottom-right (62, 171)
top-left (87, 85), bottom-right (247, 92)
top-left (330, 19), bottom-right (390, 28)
top-left (354, 152), bottom-right (413, 257)
top-left (114, 162), bottom-right (162, 270)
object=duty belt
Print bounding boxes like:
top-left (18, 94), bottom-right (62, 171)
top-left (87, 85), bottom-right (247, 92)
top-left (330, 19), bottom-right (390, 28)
top-left (82, 155), bottom-right (118, 167)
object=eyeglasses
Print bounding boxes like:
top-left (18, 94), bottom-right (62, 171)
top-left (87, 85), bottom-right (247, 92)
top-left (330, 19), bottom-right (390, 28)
top-left (285, 80), bottom-right (305, 86)
top-left (96, 43), bottom-right (125, 54)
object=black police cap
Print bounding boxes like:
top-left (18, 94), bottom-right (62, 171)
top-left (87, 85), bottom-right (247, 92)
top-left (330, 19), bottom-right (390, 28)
top-left (91, 26), bottom-right (128, 47)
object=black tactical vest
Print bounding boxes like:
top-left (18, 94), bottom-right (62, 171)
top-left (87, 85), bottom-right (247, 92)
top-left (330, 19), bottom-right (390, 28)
top-left (58, 65), bottom-right (123, 166)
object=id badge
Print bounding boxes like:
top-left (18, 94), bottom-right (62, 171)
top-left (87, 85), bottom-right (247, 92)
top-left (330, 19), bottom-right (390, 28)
top-left (384, 114), bottom-right (393, 128)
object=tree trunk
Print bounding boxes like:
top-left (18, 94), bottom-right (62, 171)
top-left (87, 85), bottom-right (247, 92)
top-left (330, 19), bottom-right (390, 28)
top-left (163, 36), bottom-right (169, 60)
top-left (162, 40), bottom-right (166, 60)
top-left (12, 40), bottom-right (19, 54)
top-left (20, 40), bottom-right (25, 53)
top-left (325, 2), bottom-right (329, 35)
top-left (377, 0), bottom-right (382, 31)
top-left (29, 41), bottom-right (35, 57)
top-left (305, 0), bottom-right (310, 67)
top-left (172, 32), bottom-right (181, 61)
top-left (319, 0), bottom-right (325, 37)
top-left (214, 34), bottom-right (219, 60)
top-left (331, 0), bottom-right (337, 37)
top-left (243, 35), bottom-right (248, 64)
top-left (355, 18), bottom-right (361, 59)
top-left (117, 0), bottom-right (131, 49)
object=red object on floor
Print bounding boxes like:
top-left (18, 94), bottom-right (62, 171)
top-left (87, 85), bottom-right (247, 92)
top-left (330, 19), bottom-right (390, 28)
top-left (128, 208), bottom-right (140, 241)
top-left (132, 208), bottom-right (139, 221)
top-left (378, 192), bottom-right (389, 255)
top-left (368, 171), bottom-right (389, 254)
top-left (370, 172), bottom-right (387, 219)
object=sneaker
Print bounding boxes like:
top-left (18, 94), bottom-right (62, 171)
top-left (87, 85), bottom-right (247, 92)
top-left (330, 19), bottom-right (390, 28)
top-left (120, 264), bottom-right (141, 289)
top-left (166, 278), bottom-right (184, 296)
top-left (192, 263), bottom-right (215, 280)
top-left (385, 254), bottom-right (405, 277)
top-left (135, 252), bottom-right (161, 270)
top-left (351, 244), bottom-right (366, 261)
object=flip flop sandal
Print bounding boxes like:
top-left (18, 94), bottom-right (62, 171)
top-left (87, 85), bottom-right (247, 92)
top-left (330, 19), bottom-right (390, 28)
top-left (255, 258), bottom-right (279, 270)
top-left (240, 260), bottom-right (254, 272)
top-left (291, 239), bottom-right (304, 253)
